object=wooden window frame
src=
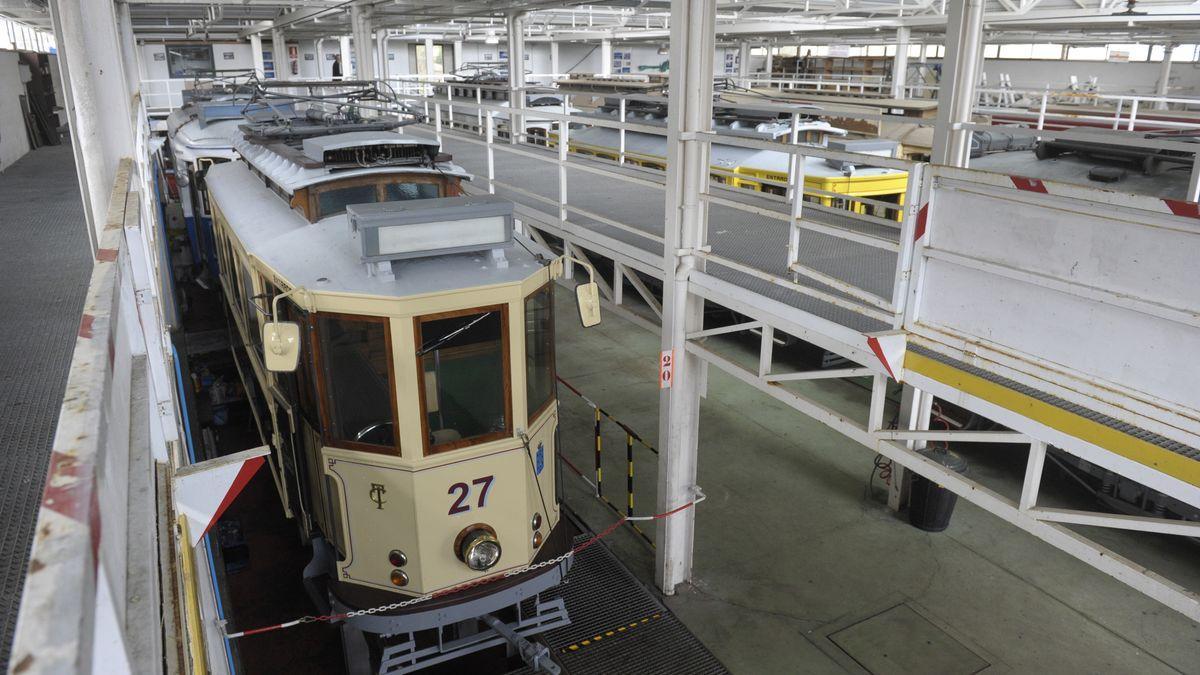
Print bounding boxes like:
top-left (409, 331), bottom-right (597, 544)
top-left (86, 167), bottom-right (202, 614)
top-left (414, 304), bottom-right (512, 456)
top-left (312, 312), bottom-right (401, 456)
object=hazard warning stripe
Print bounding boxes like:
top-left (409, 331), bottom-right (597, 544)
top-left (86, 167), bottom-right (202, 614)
top-left (906, 351), bottom-right (1200, 488)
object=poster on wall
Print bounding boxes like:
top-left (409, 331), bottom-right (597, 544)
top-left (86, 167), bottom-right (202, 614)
top-left (1107, 49), bottom-right (1130, 62)
top-left (288, 45), bottom-right (299, 75)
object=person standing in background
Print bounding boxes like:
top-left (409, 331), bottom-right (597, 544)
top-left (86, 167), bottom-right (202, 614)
top-left (332, 54), bottom-right (343, 80)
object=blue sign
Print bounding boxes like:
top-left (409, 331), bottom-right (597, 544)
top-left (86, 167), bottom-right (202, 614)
top-left (535, 442), bottom-right (545, 476)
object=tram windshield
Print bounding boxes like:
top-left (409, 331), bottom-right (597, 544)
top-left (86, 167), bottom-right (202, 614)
top-left (318, 315), bottom-right (398, 451)
top-left (417, 307), bottom-right (510, 454)
top-left (312, 178), bottom-right (445, 219)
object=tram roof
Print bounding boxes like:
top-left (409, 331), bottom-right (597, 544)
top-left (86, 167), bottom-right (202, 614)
top-left (206, 161), bottom-right (540, 299)
top-left (234, 131), bottom-right (472, 194)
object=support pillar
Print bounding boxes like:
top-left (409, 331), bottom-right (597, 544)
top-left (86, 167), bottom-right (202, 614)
top-left (656, 0), bottom-right (716, 595)
top-left (550, 40), bottom-right (560, 76)
top-left (339, 35), bottom-right (353, 79)
top-left (423, 37), bottom-right (435, 76)
top-left (891, 26), bottom-right (910, 99)
top-left (1157, 44), bottom-right (1174, 110)
top-left (452, 40), bottom-right (463, 74)
top-left (931, 0), bottom-right (984, 167)
top-left (764, 43), bottom-right (774, 78)
top-left (377, 30), bottom-right (389, 80)
top-left (600, 38), bottom-right (612, 75)
top-left (737, 40), bottom-right (750, 85)
top-left (271, 28), bottom-right (288, 80)
top-left (250, 33), bottom-right (265, 78)
top-left (47, 0), bottom-right (136, 253)
top-left (350, 4), bottom-right (374, 81)
top-left (506, 12), bottom-right (526, 142)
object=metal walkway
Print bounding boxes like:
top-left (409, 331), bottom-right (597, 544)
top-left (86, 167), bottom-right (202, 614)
top-left (508, 533), bottom-right (728, 675)
top-left (419, 126), bottom-right (1200, 490)
top-left (0, 145), bottom-right (93, 668)
top-left (412, 127), bottom-right (895, 334)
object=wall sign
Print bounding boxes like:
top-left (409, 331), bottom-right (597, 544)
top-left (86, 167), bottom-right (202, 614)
top-left (222, 52), bottom-right (235, 60)
top-left (304, 53), bottom-right (314, 61)
top-left (153, 52), bottom-right (166, 61)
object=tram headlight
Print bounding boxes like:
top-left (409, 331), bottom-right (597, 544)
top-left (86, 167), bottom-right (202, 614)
top-left (456, 526), bottom-right (502, 571)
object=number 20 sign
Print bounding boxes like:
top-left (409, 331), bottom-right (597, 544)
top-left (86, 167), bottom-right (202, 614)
top-left (659, 349), bottom-right (675, 389)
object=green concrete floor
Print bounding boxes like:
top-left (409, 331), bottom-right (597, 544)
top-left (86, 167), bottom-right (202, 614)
top-left (548, 289), bottom-right (1200, 674)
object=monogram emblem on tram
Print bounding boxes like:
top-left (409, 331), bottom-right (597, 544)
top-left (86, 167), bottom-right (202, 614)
top-left (369, 483), bottom-right (387, 510)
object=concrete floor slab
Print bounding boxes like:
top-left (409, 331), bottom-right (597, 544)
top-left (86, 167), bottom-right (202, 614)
top-left (550, 289), bottom-right (1200, 674)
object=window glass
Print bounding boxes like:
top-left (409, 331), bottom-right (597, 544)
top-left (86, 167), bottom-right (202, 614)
top-left (1030, 44), bottom-right (1065, 60)
top-left (525, 286), bottom-right (555, 419)
top-left (279, 299), bottom-right (320, 428)
top-left (167, 44), bottom-right (214, 78)
top-left (319, 316), bottom-right (396, 449)
top-left (1067, 45), bottom-right (1107, 61)
top-left (384, 182), bottom-right (441, 201)
top-left (317, 184), bottom-right (378, 218)
top-left (417, 308), bottom-right (508, 452)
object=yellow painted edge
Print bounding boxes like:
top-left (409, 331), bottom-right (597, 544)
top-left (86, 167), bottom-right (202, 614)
top-left (905, 351), bottom-right (1200, 488)
top-left (177, 517), bottom-right (209, 675)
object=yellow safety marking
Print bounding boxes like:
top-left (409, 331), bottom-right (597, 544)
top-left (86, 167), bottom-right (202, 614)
top-left (906, 352), bottom-right (1200, 487)
top-left (560, 613), bottom-right (665, 653)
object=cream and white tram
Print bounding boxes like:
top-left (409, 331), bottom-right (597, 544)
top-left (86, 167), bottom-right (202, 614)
top-left (205, 121), bottom-right (599, 671)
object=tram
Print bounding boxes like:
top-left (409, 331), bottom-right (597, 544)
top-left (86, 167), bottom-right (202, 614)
top-left (204, 106), bottom-right (599, 672)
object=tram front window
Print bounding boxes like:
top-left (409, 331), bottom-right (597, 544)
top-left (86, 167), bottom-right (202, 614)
top-left (318, 315), bottom-right (398, 451)
top-left (316, 184), bottom-right (377, 218)
top-left (384, 182), bottom-right (440, 201)
top-left (525, 285), bottom-right (555, 419)
top-left (416, 307), bottom-right (510, 454)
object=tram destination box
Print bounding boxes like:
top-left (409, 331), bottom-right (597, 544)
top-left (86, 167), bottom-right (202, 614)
top-left (347, 195), bottom-right (514, 263)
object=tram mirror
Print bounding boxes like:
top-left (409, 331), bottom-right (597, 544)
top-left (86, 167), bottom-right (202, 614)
top-left (576, 282), bottom-right (601, 327)
top-left (263, 322), bottom-right (301, 372)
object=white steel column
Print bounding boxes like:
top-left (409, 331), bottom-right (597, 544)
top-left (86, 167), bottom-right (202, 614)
top-left (506, 11), bottom-right (526, 143)
top-left (931, 0), bottom-right (984, 167)
top-left (764, 43), bottom-right (774, 78)
top-left (250, 33), bottom-right (265, 78)
top-left (377, 30), bottom-right (389, 80)
top-left (47, 0), bottom-right (135, 252)
top-left (891, 26), bottom-right (910, 99)
top-left (1156, 44), bottom-right (1174, 110)
top-left (550, 40), bottom-right (560, 76)
top-left (656, 0), bottom-right (716, 595)
top-left (600, 38), bottom-right (613, 75)
top-left (453, 40), bottom-right (463, 73)
top-left (737, 40), bottom-right (750, 86)
top-left (350, 4), bottom-right (374, 81)
top-left (339, 35), bottom-right (353, 78)
top-left (271, 29), bottom-right (288, 81)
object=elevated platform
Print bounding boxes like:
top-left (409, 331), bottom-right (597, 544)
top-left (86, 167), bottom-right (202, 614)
top-left (0, 146), bottom-right (93, 667)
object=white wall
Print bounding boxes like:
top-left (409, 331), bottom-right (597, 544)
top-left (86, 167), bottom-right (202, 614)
top-left (0, 50), bottom-right (31, 170)
top-left (976, 58), bottom-right (1200, 96)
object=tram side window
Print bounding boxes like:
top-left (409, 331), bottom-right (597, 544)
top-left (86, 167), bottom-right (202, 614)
top-left (383, 182), bottom-right (440, 201)
top-left (278, 300), bottom-right (320, 428)
top-left (525, 285), bottom-right (555, 420)
top-left (316, 184), bottom-right (377, 219)
top-left (416, 307), bottom-right (510, 453)
top-left (318, 315), bottom-right (397, 451)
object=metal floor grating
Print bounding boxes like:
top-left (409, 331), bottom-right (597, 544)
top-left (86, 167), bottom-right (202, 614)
top-left (0, 145), bottom-right (93, 669)
top-left (508, 534), bottom-right (728, 675)
top-left (417, 128), bottom-right (893, 334)
top-left (911, 345), bottom-right (1200, 460)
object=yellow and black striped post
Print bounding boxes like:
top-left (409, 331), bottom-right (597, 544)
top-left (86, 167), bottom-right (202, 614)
top-left (594, 407), bottom-right (603, 498)
top-left (626, 433), bottom-right (635, 517)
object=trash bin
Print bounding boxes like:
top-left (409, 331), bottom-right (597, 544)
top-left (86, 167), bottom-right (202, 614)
top-left (908, 448), bottom-right (969, 532)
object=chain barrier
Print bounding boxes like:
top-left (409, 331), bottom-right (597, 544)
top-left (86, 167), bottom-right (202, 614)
top-left (223, 493), bottom-right (702, 640)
